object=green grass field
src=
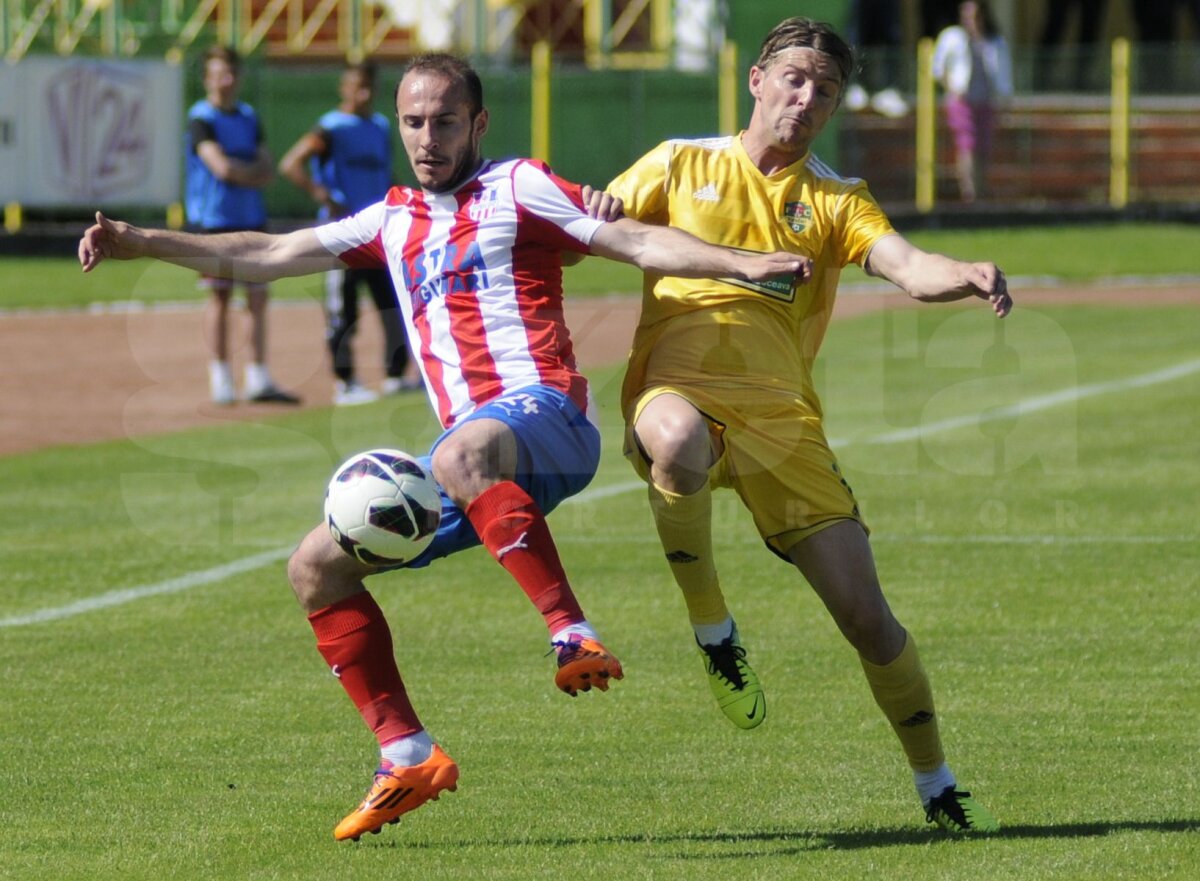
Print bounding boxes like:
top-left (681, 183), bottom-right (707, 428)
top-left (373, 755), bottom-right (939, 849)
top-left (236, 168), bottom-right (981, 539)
top-left (5, 222), bottom-right (1200, 310)
top-left (2, 285), bottom-right (1197, 878)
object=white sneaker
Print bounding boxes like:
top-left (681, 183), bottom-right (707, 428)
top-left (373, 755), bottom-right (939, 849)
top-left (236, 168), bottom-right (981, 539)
top-left (381, 376), bottom-right (423, 396)
top-left (209, 361), bottom-right (236, 405)
top-left (844, 83), bottom-right (869, 111)
top-left (870, 88), bottom-right (910, 118)
top-left (334, 380), bottom-right (379, 406)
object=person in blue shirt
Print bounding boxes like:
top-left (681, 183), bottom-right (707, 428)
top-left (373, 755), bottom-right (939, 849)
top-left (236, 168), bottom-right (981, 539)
top-left (186, 44), bottom-right (299, 405)
top-left (279, 60), bottom-right (420, 406)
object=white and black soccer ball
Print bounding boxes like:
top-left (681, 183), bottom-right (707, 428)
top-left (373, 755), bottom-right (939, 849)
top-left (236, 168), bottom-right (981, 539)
top-left (324, 449), bottom-right (442, 566)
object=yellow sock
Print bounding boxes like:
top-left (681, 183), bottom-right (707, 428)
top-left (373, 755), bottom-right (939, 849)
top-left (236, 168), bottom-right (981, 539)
top-left (648, 481), bottom-right (729, 626)
top-left (859, 634), bottom-right (946, 772)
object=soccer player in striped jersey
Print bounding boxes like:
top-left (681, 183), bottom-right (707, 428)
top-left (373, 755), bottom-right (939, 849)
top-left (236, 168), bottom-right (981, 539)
top-left (78, 52), bottom-right (807, 842)
top-left (591, 16), bottom-right (1008, 834)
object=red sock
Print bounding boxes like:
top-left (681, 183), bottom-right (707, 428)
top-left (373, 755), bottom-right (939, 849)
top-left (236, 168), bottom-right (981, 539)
top-left (308, 592), bottom-right (422, 747)
top-left (465, 481), bottom-right (585, 635)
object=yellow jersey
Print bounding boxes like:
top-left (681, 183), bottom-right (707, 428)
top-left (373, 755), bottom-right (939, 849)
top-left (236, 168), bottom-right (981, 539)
top-left (609, 134), bottom-right (895, 417)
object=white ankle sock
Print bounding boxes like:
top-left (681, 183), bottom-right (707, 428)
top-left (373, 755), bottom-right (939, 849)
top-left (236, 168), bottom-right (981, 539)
top-left (550, 620), bottom-right (598, 644)
top-left (693, 616), bottom-right (735, 647)
top-left (244, 362), bottom-right (271, 395)
top-left (914, 763), bottom-right (957, 804)
top-left (380, 730), bottom-right (434, 767)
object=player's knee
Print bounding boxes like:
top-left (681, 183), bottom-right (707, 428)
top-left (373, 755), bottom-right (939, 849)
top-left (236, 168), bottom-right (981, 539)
top-left (430, 442), bottom-right (487, 507)
top-left (431, 424), bottom-right (515, 505)
top-left (837, 599), bottom-right (902, 658)
top-left (637, 416), bottom-right (710, 484)
top-left (287, 541), bottom-right (322, 600)
top-left (286, 530), bottom-right (349, 611)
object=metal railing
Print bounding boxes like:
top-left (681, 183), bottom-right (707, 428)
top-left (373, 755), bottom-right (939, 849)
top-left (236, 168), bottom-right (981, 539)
top-left (1, 0), bottom-right (673, 63)
top-left (913, 37), bottom-right (1180, 210)
top-left (4, 8), bottom-right (1197, 215)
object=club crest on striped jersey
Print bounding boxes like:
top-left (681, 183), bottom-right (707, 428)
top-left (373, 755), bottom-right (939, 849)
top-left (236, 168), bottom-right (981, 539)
top-left (467, 187), bottom-right (500, 222)
top-left (783, 201), bottom-right (812, 233)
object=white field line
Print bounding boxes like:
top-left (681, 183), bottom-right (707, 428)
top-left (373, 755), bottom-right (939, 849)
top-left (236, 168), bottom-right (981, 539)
top-left (839, 357), bottom-right (1200, 447)
top-left (4, 358), bottom-right (1196, 630)
top-left (565, 479), bottom-right (645, 505)
top-left (0, 548), bottom-right (292, 629)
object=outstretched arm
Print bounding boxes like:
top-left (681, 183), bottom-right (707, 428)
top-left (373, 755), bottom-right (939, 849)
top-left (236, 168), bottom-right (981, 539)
top-left (865, 233), bottom-right (1012, 317)
top-left (78, 212), bottom-right (340, 282)
top-left (589, 217), bottom-right (811, 284)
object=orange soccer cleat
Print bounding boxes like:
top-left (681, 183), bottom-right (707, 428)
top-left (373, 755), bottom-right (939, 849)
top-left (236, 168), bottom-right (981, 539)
top-left (552, 634), bottom-right (624, 696)
top-left (333, 745), bottom-right (460, 841)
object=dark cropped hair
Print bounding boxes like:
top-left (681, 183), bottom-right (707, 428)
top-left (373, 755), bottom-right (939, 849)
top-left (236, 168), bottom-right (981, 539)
top-left (202, 44), bottom-right (240, 74)
top-left (345, 59), bottom-right (378, 87)
top-left (399, 53), bottom-right (484, 116)
top-left (971, 0), bottom-right (1001, 38)
top-left (755, 17), bottom-right (856, 90)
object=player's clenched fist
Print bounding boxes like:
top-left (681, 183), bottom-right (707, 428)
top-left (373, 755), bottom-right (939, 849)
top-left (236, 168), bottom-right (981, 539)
top-left (964, 261), bottom-right (1012, 317)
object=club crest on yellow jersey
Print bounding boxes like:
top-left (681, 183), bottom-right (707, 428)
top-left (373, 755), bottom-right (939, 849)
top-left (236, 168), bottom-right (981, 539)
top-left (783, 201), bottom-right (812, 233)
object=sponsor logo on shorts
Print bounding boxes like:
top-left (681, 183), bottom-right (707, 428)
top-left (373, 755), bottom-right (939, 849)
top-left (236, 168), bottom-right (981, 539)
top-left (493, 392), bottom-right (541, 416)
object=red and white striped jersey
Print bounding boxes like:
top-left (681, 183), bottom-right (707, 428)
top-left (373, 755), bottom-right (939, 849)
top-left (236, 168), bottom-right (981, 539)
top-left (315, 158), bottom-right (605, 428)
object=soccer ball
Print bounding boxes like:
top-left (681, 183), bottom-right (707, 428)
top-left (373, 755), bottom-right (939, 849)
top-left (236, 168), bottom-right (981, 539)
top-left (324, 449), bottom-right (442, 566)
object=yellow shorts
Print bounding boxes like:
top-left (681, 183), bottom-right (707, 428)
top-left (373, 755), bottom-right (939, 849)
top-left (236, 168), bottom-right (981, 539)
top-left (625, 385), bottom-right (865, 557)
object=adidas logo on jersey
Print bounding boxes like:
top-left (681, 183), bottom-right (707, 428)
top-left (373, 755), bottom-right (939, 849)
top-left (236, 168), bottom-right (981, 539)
top-left (692, 183), bottom-right (720, 203)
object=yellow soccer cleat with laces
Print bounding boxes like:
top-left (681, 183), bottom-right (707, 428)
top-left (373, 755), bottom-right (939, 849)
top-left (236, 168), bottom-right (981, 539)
top-left (697, 632), bottom-right (766, 730)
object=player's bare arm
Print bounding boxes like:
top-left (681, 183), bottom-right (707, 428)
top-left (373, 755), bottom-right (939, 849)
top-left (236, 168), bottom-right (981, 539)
top-left (279, 132), bottom-right (342, 214)
top-left (196, 140), bottom-right (275, 188)
top-left (78, 212), bottom-right (340, 281)
top-left (590, 217), bottom-right (812, 283)
top-left (246, 145), bottom-right (276, 187)
top-left (864, 233), bottom-right (1012, 317)
top-left (558, 185), bottom-right (623, 268)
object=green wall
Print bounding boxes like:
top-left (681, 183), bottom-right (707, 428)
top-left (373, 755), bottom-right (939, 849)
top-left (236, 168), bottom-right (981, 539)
top-left (190, 62), bottom-right (729, 218)
top-left (188, 0), bottom-right (854, 219)
top-left (726, 0), bottom-right (850, 53)
top-left (506, 68), bottom-right (722, 186)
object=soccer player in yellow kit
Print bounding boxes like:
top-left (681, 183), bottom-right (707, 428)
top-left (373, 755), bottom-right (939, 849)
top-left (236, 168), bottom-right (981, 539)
top-left (598, 17), bottom-right (1010, 833)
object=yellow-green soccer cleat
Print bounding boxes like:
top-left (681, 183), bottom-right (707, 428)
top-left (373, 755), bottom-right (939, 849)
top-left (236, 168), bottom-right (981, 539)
top-left (924, 786), bottom-right (1001, 834)
top-left (697, 633), bottom-right (766, 729)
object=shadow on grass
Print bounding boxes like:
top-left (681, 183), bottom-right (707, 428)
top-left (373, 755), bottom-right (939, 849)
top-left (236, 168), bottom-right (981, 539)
top-left (376, 818), bottom-right (1199, 854)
